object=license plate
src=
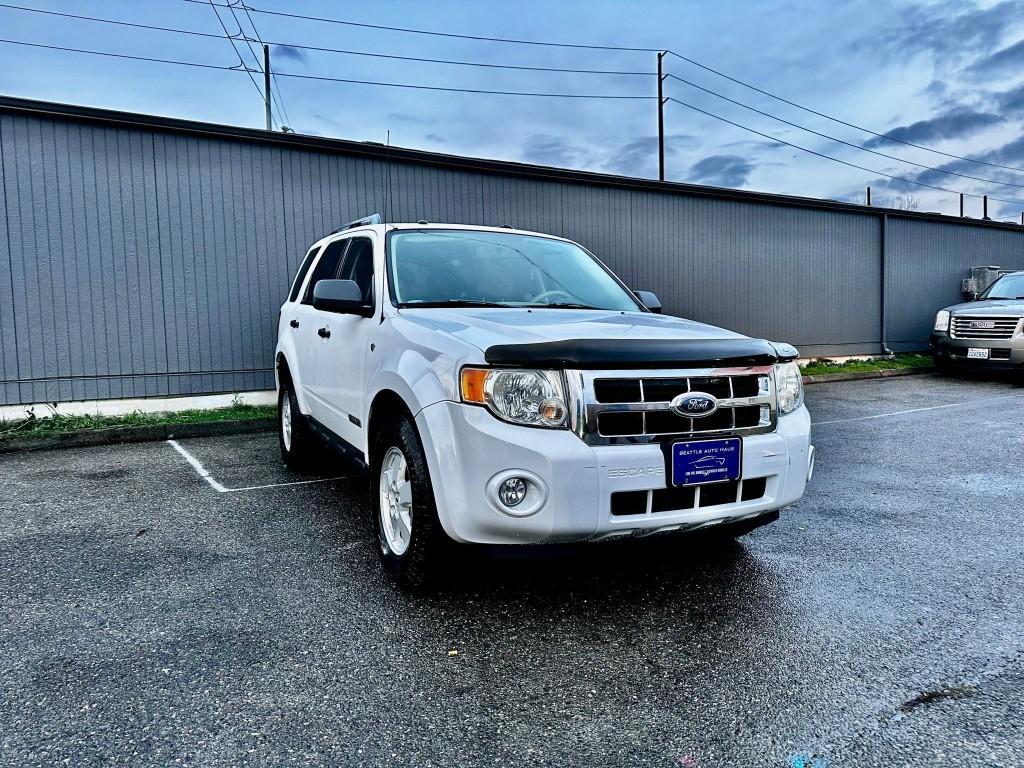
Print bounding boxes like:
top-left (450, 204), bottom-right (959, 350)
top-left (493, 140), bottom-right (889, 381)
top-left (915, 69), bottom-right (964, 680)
top-left (672, 438), bottom-right (742, 486)
top-left (967, 347), bottom-right (990, 359)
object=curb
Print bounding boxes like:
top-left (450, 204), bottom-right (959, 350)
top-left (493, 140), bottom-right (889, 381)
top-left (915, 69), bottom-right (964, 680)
top-left (0, 418), bottom-right (275, 455)
top-left (802, 367), bottom-right (935, 385)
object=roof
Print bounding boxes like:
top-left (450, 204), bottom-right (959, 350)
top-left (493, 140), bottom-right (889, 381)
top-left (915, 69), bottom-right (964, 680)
top-left (2, 94), bottom-right (1023, 233)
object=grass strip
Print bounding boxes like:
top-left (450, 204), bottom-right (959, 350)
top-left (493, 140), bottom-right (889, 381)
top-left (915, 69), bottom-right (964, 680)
top-left (800, 353), bottom-right (932, 376)
top-left (0, 404), bottom-right (275, 442)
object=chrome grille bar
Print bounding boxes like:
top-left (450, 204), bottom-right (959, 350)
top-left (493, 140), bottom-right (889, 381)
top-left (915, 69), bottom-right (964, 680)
top-left (950, 316), bottom-right (1021, 340)
top-left (568, 366), bottom-right (776, 446)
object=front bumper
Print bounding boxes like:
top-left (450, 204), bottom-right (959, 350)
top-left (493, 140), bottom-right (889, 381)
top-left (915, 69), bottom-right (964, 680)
top-left (930, 333), bottom-right (1024, 366)
top-left (416, 401), bottom-right (813, 545)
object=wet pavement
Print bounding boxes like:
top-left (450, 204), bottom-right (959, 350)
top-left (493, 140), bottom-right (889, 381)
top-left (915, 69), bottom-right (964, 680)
top-left (1, 373), bottom-right (1023, 767)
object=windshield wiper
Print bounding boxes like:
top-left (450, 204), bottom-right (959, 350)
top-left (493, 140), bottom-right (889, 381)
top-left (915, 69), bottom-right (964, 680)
top-left (401, 300), bottom-right (512, 308)
top-left (529, 302), bottom-right (605, 310)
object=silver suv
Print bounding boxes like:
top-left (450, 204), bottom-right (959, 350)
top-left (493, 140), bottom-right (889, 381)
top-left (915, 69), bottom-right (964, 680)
top-left (931, 271), bottom-right (1024, 369)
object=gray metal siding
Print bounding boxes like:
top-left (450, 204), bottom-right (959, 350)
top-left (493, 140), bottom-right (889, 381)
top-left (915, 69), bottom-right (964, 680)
top-left (1, 107), bottom-right (1023, 406)
top-left (886, 218), bottom-right (1024, 351)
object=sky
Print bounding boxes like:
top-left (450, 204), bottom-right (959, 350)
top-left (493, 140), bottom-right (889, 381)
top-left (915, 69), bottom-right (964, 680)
top-left (2, 0), bottom-right (1024, 220)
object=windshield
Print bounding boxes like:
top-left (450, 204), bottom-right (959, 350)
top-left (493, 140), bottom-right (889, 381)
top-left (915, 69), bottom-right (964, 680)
top-left (387, 230), bottom-right (642, 311)
top-left (981, 274), bottom-right (1024, 299)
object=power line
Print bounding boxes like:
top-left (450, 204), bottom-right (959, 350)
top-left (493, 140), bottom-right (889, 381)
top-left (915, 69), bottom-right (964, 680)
top-left (270, 70), bottom-right (651, 99)
top-left (665, 96), bottom-right (1024, 207)
top-left (665, 50), bottom-right (1024, 175)
top-left (0, 4), bottom-right (650, 77)
top-left (6, 1), bottom-right (1018, 199)
top-left (182, 0), bottom-right (1024, 176)
top-left (0, 38), bottom-right (654, 100)
top-left (234, 1), bottom-right (293, 129)
top-left (665, 72), bottom-right (1024, 191)
top-left (182, 0), bottom-right (660, 51)
top-left (220, 0), bottom-right (284, 129)
top-left (249, 42), bottom-right (650, 76)
top-left (203, 0), bottom-right (272, 125)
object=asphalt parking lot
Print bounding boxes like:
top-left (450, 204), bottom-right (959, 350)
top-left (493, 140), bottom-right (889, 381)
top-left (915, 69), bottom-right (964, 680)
top-left (2, 373), bottom-right (1023, 767)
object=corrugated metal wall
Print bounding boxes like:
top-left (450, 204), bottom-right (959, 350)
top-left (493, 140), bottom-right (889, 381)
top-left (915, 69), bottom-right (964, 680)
top-left (886, 218), bottom-right (1024, 350)
top-left (2, 106), bottom-right (1023, 406)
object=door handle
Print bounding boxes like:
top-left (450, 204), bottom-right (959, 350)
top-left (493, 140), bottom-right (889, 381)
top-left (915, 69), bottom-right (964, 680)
top-left (318, 327), bottom-right (331, 339)
top-left (289, 319), bottom-right (299, 328)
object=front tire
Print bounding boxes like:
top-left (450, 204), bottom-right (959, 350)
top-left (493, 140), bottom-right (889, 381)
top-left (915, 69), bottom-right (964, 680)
top-left (278, 382), bottom-right (315, 472)
top-left (371, 413), bottom-right (449, 590)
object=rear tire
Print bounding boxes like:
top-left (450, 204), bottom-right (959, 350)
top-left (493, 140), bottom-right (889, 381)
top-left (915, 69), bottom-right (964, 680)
top-left (371, 412), bottom-right (449, 590)
top-left (278, 382), bottom-right (315, 472)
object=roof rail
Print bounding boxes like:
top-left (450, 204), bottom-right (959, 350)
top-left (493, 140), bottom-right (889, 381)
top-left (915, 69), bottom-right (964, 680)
top-left (333, 213), bottom-right (381, 233)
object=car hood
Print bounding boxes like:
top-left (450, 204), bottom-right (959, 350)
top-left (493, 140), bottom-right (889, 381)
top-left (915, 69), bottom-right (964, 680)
top-left (396, 308), bottom-right (746, 351)
top-left (946, 299), bottom-right (1024, 315)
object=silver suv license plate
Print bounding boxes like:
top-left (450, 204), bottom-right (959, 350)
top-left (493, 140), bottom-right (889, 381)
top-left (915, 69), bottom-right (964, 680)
top-left (967, 348), bottom-right (989, 359)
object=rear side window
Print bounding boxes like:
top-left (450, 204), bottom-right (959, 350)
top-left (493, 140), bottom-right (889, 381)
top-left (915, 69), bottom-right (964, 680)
top-left (288, 245), bottom-right (320, 302)
top-left (339, 238), bottom-right (374, 305)
top-left (302, 238), bottom-right (349, 304)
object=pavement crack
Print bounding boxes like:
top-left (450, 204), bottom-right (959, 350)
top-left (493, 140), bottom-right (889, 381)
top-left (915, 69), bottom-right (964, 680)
top-left (898, 684), bottom-right (975, 712)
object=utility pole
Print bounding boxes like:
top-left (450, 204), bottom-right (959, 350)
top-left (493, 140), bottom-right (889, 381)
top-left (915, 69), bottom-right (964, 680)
top-left (960, 193), bottom-right (964, 217)
top-left (657, 51), bottom-right (666, 181)
top-left (263, 44), bottom-right (272, 131)
top-left (866, 186), bottom-right (871, 206)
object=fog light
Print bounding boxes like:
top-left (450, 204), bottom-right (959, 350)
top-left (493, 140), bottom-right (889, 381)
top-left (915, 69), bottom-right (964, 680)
top-left (498, 476), bottom-right (528, 507)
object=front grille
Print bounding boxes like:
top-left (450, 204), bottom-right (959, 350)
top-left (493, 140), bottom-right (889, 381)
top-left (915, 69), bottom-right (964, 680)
top-left (570, 367), bottom-right (775, 445)
top-left (611, 477), bottom-right (769, 516)
top-left (950, 315), bottom-right (1020, 340)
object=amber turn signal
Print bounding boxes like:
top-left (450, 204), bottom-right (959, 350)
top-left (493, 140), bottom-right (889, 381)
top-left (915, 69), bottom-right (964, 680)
top-left (460, 368), bottom-right (488, 403)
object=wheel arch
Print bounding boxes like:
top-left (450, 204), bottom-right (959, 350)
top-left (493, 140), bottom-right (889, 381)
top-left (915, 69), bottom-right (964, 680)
top-left (275, 351), bottom-right (311, 415)
top-left (367, 388), bottom-right (417, 456)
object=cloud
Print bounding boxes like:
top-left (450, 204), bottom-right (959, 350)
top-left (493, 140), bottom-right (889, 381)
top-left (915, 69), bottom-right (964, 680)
top-left (722, 139), bottom-right (788, 152)
top-left (603, 134), bottom-right (697, 177)
top-left (861, 1), bottom-right (1022, 61)
top-left (387, 113), bottom-right (437, 127)
top-left (424, 133), bottom-right (446, 144)
top-left (967, 38), bottom-right (1024, 78)
top-left (864, 108), bottom-right (1003, 148)
top-left (996, 84), bottom-right (1024, 116)
top-left (274, 45), bottom-right (306, 63)
top-left (521, 134), bottom-right (592, 168)
top-left (687, 155), bottom-right (755, 187)
top-left (864, 134), bottom-right (1024, 197)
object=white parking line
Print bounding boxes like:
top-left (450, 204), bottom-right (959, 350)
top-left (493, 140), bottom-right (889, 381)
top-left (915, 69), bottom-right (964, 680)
top-left (812, 392), bottom-right (1024, 426)
top-left (166, 439), bottom-right (350, 493)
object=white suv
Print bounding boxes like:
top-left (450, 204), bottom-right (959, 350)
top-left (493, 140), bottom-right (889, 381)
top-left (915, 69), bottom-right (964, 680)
top-left (275, 217), bottom-right (814, 587)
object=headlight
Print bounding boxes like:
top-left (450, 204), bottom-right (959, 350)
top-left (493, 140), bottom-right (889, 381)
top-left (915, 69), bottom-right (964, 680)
top-left (934, 310), bottom-right (950, 332)
top-left (774, 362), bottom-right (804, 416)
top-left (460, 368), bottom-right (568, 428)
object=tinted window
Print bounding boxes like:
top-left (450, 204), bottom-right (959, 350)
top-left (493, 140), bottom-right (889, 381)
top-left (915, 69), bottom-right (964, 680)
top-left (288, 245), bottom-right (320, 302)
top-left (339, 238), bottom-right (374, 305)
top-left (387, 230), bottom-right (640, 311)
top-left (302, 239), bottom-right (348, 304)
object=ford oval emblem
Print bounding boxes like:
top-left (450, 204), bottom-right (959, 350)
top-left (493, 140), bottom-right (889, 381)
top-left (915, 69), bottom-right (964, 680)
top-left (669, 391), bottom-right (719, 418)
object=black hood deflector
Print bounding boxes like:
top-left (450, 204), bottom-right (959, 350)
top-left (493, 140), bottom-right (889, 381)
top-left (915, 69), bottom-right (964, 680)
top-left (484, 338), bottom-right (795, 369)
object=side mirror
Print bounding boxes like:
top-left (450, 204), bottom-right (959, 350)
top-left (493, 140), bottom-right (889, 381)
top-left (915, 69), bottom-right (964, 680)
top-left (634, 290), bottom-right (662, 314)
top-left (963, 290), bottom-right (979, 302)
top-left (313, 279), bottom-right (372, 316)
